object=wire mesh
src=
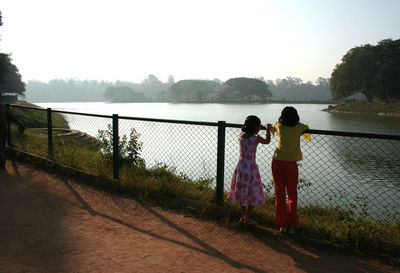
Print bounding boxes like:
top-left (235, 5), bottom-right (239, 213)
top-left (51, 111), bottom-right (113, 177)
top-left (118, 117), bottom-right (218, 182)
top-left (8, 105), bottom-right (400, 224)
top-left (299, 133), bottom-right (400, 223)
top-left (225, 126), bottom-right (400, 224)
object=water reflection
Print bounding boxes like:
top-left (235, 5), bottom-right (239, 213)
top-left (329, 136), bottom-right (400, 188)
top-left (323, 112), bottom-right (400, 135)
top-left (299, 134), bottom-right (400, 220)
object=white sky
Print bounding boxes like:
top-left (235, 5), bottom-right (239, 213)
top-left (1, 0), bottom-right (399, 84)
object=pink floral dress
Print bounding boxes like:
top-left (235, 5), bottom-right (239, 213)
top-left (228, 132), bottom-right (266, 206)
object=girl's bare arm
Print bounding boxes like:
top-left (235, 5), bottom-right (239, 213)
top-left (257, 123), bottom-right (271, 144)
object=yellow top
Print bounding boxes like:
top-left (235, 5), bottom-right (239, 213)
top-left (270, 122), bottom-right (310, 161)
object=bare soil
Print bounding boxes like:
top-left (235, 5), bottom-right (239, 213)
top-left (0, 161), bottom-right (399, 273)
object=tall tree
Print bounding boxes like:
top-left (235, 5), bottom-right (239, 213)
top-left (0, 54), bottom-right (8, 83)
top-left (0, 54), bottom-right (25, 96)
top-left (374, 39), bottom-right (400, 102)
top-left (0, 11), bottom-right (7, 82)
top-left (0, 10), bottom-right (25, 96)
top-left (330, 39), bottom-right (400, 102)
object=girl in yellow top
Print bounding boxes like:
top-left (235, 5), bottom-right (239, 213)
top-left (269, 106), bottom-right (309, 234)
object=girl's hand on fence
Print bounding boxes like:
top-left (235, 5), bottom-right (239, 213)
top-left (303, 133), bottom-right (311, 142)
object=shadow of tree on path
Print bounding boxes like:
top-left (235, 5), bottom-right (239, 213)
top-left (62, 176), bottom-right (392, 273)
top-left (0, 164), bottom-right (70, 272)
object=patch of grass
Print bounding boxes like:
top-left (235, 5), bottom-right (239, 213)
top-left (11, 125), bottom-right (112, 177)
top-left (119, 164), bottom-right (216, 206)
top-left (10, 101), bottom-right (69, 128)
top-left (298, 205), bottom-right (400, 258)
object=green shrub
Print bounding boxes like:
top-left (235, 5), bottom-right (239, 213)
top-left (97, 124), bottom-right (145, 167)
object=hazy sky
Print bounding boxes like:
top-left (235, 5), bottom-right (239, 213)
top-left (1, 0), bottom-right (399, 84)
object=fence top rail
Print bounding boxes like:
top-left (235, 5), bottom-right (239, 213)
top-left (10, 104), bottom-right (400, 140)
top-left (10, 104), bottom-right (220, 126)
top-left (52, 109), bottom-right (111, 119)
top-left (305, 129), bottom-right (400, 140)
top-left (10, 104), bottom-right (113, 119)
top-left (118, 115), bottom-right (219, 127)
top-left (225, 123), bottom-right (400, 139)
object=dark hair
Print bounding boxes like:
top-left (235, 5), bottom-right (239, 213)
top-left (241, 115), bottom-right (261, 134)
top-left (278, 106), bottom-right (299, 127)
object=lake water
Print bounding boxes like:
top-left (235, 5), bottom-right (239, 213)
top-left (37, 102), bottom-right (400, 135)
top-left (36, 102), bottom-right (400, 221)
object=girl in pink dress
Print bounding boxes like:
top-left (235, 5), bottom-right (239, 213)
top-left (228, 115), bottom-right (271, 224)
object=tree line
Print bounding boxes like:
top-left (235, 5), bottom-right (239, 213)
top-left (25, 75), bottom-right (174, 102)
top-left (1, 8), bottom-right (398, 104)
top-left (24, 75), bottom-right (332, 103)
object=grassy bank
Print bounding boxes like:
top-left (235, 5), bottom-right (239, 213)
top-left (11, 101), bottom-right (70, 128)
top-left (325, 101), bottom-right (400, 116)
top-left (7, 102), bottom-right (400, 264)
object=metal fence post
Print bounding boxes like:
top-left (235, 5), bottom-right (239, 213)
top-left (47, 108), bottom-right (53, 159)
top-left (216, 121), bottom-right (226, 203)
top-left (112, 114), bottom-right (119, 180)
top-left (6, 104), bottom-right (11, 146)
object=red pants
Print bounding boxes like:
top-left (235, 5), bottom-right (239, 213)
top-left (271, 159), bottom-right (299, 227)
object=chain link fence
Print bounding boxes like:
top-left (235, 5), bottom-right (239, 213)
top-left (8, 104), bottom-right (400, 224)
top-left (118, 115), bottom-right (219, 181)
top-left (225, 127), bottom-right (400, 224)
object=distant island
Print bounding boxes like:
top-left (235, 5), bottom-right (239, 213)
top-left (324, 102), bottom-right (400, 117)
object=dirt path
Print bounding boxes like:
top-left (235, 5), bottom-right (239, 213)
top-left (0, 161), bottom-right (398, 273)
